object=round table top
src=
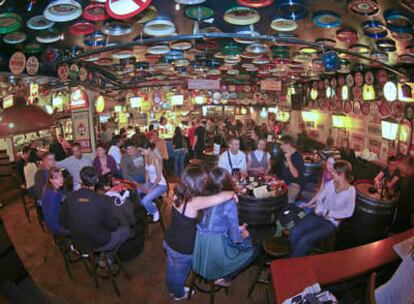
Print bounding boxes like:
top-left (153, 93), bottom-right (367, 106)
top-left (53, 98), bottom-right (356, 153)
top-left (355, 181), bottom-right (397, 205)
top-left (237, 176), bottom-right (287, 200)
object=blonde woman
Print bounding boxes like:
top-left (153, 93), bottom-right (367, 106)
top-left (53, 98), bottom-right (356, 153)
top-left (138, 141), bottom-right (168, 222)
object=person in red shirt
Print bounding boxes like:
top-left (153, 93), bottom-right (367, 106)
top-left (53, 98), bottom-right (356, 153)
top-left (146, 124), bottom-right (155, 142)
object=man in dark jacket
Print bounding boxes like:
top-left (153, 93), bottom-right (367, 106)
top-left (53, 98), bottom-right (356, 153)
top-left (61, 167), bottom-right (129, 254)
top-left (33, 152), bottom-right (56, 202)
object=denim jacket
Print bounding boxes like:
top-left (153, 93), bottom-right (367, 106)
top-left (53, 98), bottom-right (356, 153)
top-left (199, 199), bottom-right (243, 244)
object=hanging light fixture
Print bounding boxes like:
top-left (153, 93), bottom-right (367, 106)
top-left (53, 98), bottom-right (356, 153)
top-left (381, 118), bottom-right (399, 140)
top-left (0, 95), bottom-right (54, 137)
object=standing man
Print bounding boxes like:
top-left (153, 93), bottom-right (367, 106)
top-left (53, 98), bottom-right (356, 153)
top-left (280, 135), bottom-right (304, 204)
top-left (192, 119), bottom-right (206, 159)
top-left (218, 137), bottom-right (247, 175)
top-left (57, 143), bottom-right (93, 191)
top-left (49, 135), bottom-right (66, 161)
top-left (120, 141), bottom-right (146, 185)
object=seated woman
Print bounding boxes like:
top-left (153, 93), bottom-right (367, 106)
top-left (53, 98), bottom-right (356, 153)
top-left (247, 138), bottom-right (271, 175)
top-left (290, 160), bottom-right (356, 257)
top-left (194, 167), bottom-right (257, 287)
top-left (339, 138), bottom-right (355, 162)
top-left (41, 168), bottom-right (70, 236)
top-left (93, 143), bottom-right (119, 178)
top-left (164, 165), bottom-right (238, 300)
top-left (374, 156), bottom-right (401, 194)
top-left (138, 142), bottom-right (168, 222)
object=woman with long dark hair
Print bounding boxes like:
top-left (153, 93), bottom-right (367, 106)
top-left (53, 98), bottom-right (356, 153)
top-left (163, 165), bottom-right (237, 300)
top-left (193, 167), bottom-right (257, 287)
top-left (93, 143), bottom-right (119, 177)
top-left (41, 168), bottom-right (70, 236)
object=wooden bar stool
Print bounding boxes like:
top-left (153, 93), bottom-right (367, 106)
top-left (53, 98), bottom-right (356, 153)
top-left (188, 271), bottom-right (229, 304)
top-left (248, 236), bottom-right (290, 302)
top-left (144, 196), bottom-right (166, 238)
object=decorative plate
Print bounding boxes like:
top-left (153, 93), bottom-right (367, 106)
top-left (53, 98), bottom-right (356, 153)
top-left (349, 44), bottom-right (370, 54)
top-left (327, 100), bottom-right (334, 111)
top-left (384, 9), bottom-right (412, 34)
top-left (399, 54), bottom-right (414, 64)
top-left (315, 38), bottom-right (336, 47)
top-left (312, 10), bottom-right (341, 28)
top-left (196, 40), bottom-right (219, 51)
top-left (362, 20), bottom-right (387, 39)
top-left (106, 0), bottom-right (152, 20)
top-left (391, 102), bottom-right (404, 119)
top-left (84, 31), bottom-right (106, 47)
top-left (170, 41), bottom-right (192, 50)
top-left (270, 18), bottom-right (297, 31)
top-left (103, 20), bottom-right (132, 36)
top-left (234, 30), bottom-right (260, 44)
top-left (27, 15), bottom-right (54, 30)
top-left (348, 0), bottom-right (379, 16)
top-left (336, 27), bottom-right (359, 44)
top-left (361, 102), bottom-right (370, 115)
top-left (371, 51), bottom-right (388, 63)
top-left (391, 32), bottom-right (413, 42)
top-left (364, 71), bottom-right (374, 85)
top-left (331, 77), bottom-right (338, 88)
top-left (378, 101), bottom-right (391, 118)
top-left (3, 32), bottom-right (27, 44)
top-left (377, 69), bottom-right (388, 85)
top-left (376, 39), bottom-right (396, 52)
top-left (276, 0), bottom-right (308, 20)
top-left (354, 72), bottom-right (364, 86)
top-left (353, 100), bottom-right (362, 114)
top-left (175, 0), bottom-right (206, 4)
top-left (43, 0), bottom-right (82, 22)
top-left (344, 101), bottom-right (352, 113)
top-left (335, 100), bottom-right (343, 111)
top-left (147, 45), bottom-right (170, 55)
top-left (36, 28), bottom-right (61, 43)
top-left (352, 85), bottom-right (362, 99)
top-left (319, 99), bottom-right (326, 109)
top-left (404, 104), bottom-right (414, 120)
top-left (346, 74), bottom-right (354, 87)
top-left (24, 42), bottom-right (42, 54)
top-left (95, 58), bottom-right (114, 65)
top-left (82, 3), bottom-right (108, 21)
top-left (223, 7), bottom-right (260, 25)
top-left (185, 6), bottom-right (214, 20)
top-left (111, 50), bottom-right (134, 59)
top-left (143, 18), bottom-right (175, 36)
top-left (0, 13), bottom-right (21, 34)
top-left (70, 22), bottom-right (95, 35)
top-left (237, 0), bottom-right (273, 7)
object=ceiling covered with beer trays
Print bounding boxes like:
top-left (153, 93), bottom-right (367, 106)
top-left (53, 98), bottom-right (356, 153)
top-left (1, 0), bottom-right (414, 91)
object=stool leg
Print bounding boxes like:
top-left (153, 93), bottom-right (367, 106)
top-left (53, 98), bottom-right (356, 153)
top-left (58, 240), bottom-right (74, 280)
top-left (113, 253), bottom-right (130, 280)
top-left (209, 281), bottom-right (215, 304)
top-left (21, 193), bottom-right (30, 222)
top-left (187, 272), bottom-right (196, 299)
top-left (159, 214), bottom-right (166, 234)
top-left (104, 254), bottom-right (120, 297)
top-left (248, 257), bottom-right (266, 297)
top-left (90, 254), bottom-right (100, 289)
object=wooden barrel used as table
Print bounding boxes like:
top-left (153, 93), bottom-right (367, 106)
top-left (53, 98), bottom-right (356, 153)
top-left (336, 181), bottom-right (397, 249)
top-left (238, 190), bottom-right (288, 227)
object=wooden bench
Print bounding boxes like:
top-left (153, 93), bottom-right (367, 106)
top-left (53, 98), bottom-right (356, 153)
top-left (270, 228), bottom-right (414, 304)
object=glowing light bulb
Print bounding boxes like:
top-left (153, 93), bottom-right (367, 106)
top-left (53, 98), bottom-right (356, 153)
top-left (175, 3), bottom-right (180, 11)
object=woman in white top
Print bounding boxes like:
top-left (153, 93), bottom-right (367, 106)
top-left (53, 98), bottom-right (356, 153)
top-left (247, 139), bottom-right (271, 174)
top-left (290, 160), bottom-right (356, 257)
top-left (108, 135), bottom-right (123, 170)
top-left (139, 141), bottom-right (168, 222)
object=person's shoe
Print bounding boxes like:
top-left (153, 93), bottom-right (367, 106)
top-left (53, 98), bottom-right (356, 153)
top-left (214, 278), bottom-right (232, 287)
top-left (152, 211), bottom-right (160, 222)
top-left (174, 287), bottom-right (194, 301)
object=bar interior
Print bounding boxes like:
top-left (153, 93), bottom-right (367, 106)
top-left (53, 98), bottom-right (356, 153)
top-left (0, 0), bottom-right (413, 303)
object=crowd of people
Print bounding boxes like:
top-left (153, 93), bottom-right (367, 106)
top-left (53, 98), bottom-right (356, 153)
top-left (13, 115), bottom-right (409, 302)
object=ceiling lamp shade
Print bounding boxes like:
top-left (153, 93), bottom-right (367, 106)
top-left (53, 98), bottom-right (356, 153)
top-left (0, 96), bottom-right (54, 137)
top-left (381, 118), bottom-right (399, 140)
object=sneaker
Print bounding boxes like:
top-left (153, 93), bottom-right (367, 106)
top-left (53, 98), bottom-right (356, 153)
top-left (214, 278), bottom-right (232, 287)
top-left (174, 287), bottom-right (194, 301)
top-left (152, 211), bottom-right (160, 222)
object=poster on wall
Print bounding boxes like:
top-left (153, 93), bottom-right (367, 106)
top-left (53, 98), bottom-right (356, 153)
top-left (72, 111), bottom-right (92, 153)
top-left (188, 79), bottom-right (220, 90)
top-left (260, 79), bottom-right (282, 91)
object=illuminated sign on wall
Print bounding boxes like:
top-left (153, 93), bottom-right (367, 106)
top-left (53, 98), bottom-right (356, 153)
top-left (70, 88), bottom-right (89, 110)
top-left (383, 81), bottom-right (397, 102)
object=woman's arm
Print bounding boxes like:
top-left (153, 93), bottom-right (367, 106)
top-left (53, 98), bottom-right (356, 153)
top-left (387, 175), bottom-right (400, 190)
top-left (374, 171), bottom-right (384, 186)
top-left (191, 191), bottom-right (238, 211)
top-left (223, 201), bottom-right (244, 243)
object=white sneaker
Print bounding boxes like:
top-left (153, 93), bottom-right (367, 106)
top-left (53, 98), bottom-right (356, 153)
top-left (152, 211), bottom-right (160, 222)
top-left (174, 287), bottom-right (195, 301)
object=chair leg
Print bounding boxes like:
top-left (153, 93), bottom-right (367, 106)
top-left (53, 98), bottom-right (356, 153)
top-left (57, 239), bottom-right (74, 280)
top-left (247, 257), bottom-right (267, 298)
top-left (89, 253), bottom-right (100, 289)
top-left (188, 272), bottom-right (196, 299)
top-left (113, 253), bottom-right (130, 280)
top-left (209, 281), bottom-right (215, 304)
top-left (21, 194), bottom-right (31, 222)
top-left (104, 254), bottom-right (120, 297)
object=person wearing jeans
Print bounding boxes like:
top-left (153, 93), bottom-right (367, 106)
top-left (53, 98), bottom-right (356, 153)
top-left (139, 142), bottom-right (168, 222)
top-left (289, 161), bottom-right (356, 257)
top-left (173, 148), bottom-right (186, 177)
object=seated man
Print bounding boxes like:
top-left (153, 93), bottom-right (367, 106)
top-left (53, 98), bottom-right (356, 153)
top-left (218, 137), bottom-right (247, 176)
top-left (247, 138), bottom-right (271, 175)
top-left (121, 141), bottom-right (146, 185)
top-left (280, 135), bottom-right (304, 204)
top-left (374, 156), bottom-right (401, 194)
top-left (290, 161), bottom-right (355, 257)
top-left (320, 137), bottom-right (341, 161)
top-left (61, 167), bottom-right (129, 256)
top-left (33, 152), bottom-right (56, 204)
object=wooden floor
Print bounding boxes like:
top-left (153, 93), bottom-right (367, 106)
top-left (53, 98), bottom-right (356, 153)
top-left (1, 197), bottom-right (270, 304)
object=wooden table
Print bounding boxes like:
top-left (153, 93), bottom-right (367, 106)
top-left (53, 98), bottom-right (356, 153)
top-left (271, 228), bottom-right (414, 303)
